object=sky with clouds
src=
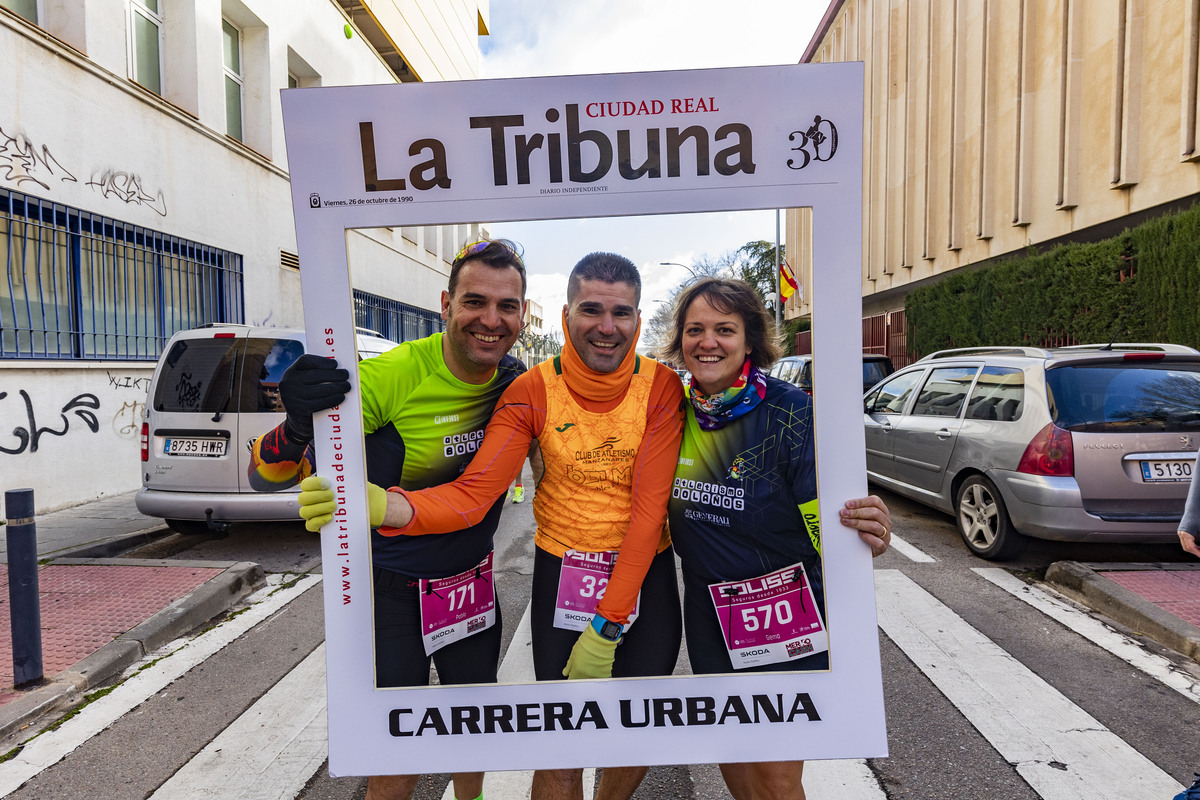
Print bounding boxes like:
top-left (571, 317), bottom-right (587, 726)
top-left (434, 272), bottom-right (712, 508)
top-left (476, 1), bottom-right (827, 335)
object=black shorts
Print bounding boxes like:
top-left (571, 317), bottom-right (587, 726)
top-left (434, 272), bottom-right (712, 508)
top-left (373, 566), bottom-right (503, 688)
top-left (530, 545), bottom-right (682, 681)
top-left (683, 570), bottom-right (829, 675)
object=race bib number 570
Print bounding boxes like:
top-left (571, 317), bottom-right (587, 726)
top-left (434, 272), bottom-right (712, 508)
top-left (708, 561), bottom-right (827, 669)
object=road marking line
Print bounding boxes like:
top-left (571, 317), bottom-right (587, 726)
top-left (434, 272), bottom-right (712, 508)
top-left (875, 569), bottom-right (1182, 799)
top-left (887, 532), bottom-right (935, 563)
top-left (496, 602), bottom-right (535, 684)
top-left (479, 605), bottom-right (887, 799)
top-left (974, 568), bottom-right (1200, 705)
top-left (0, 574), bottom-right (322, 798)
top-left (449, 603), bottom-right (596, 800)
top-left (803, 759), bottom-right (887, 799)
top-left (149, 644), bottom-right (327, 800)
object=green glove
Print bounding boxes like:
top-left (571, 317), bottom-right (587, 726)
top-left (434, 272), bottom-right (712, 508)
top-left (563, 624), bottom-right (619, 680)
top-left (367, 482), bottom-right (387, 528)
top-left (298, 476), bottom-right (335, 532)
top-left (297, 477), bottom-right (387, 532)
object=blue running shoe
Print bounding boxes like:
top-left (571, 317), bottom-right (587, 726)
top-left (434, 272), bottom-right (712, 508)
top-left (1175, 773), bottom-right (1200, 800)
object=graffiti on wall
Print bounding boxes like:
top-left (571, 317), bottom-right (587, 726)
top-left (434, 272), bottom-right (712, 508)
top-left (112, 399), bottom-right (144, 439)
top-left (87, 170), bottom-right (168, 217)
top-left (0, 390), bottom-right (100, 455)
top-left (104, 372), bottom-right (148, 439)
top-left (249, 310), bottom-right (275, 327)
top-left (107, 372), bottom-right (151, 392)
top-left (1, 122), bottom-right (169, 217)
top-left (0, 126), bottom-right (78, 191)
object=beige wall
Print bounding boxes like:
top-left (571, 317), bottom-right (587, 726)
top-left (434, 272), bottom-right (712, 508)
top-left (791, 0), bottom-right (1200, 318)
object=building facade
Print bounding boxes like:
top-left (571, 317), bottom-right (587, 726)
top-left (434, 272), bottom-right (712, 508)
top-left (789, 0), bottom-right (1200, 363)
top-left (1, 0), bottom-right (490, 511)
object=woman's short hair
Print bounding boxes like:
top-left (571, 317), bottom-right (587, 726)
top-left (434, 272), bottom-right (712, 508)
top-left (664, 277), bottom-right (783, 370)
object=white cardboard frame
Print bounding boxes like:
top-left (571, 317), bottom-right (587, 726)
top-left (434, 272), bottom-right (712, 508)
top-left (281, 63), bottom-right (883, 776)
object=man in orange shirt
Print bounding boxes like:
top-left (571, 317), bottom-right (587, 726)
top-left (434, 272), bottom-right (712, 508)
top-left (303, 252), bottom-right (683, 800)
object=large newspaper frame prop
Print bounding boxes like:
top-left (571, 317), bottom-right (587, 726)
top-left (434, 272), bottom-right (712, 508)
top-left (281, 63), bottom-right (883, 776)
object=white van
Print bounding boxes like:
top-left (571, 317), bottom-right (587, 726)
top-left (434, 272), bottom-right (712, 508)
top-left (135, 324), bottom-right (398, 534)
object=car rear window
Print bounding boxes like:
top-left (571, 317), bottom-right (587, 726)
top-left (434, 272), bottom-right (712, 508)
top-left (153, 337), bottom-right (304, 414)
top-left (1046, 361), bottom-right (1200, 432)
top-left (241, 338), bottom-right (305, 413)
top-left (965, 366), bottom-right (1024, 421)
top-left (862, 359), bottom-right (892, 389)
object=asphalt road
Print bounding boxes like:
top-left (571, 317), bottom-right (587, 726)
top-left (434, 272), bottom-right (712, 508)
top-left (2, 485), bottom-right (1197, 799)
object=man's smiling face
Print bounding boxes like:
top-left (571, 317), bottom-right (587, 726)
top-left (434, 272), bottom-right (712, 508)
top-left (441, 260), bottom-right (525, 383)
top-left (564, 278), bottom-right (640, 374)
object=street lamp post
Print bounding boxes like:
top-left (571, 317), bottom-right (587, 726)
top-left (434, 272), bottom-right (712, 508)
top-left (659, 261), bottom-right (700, 280)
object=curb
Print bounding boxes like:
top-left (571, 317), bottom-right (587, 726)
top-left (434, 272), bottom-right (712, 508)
top-left (1044, 560), bottom-right (1200, 663)
top-left (0, 560), bottom-right (265, 742)
top-left (43, 524), bottom-right (172, 560)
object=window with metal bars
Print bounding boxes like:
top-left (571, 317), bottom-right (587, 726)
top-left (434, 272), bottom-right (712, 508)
top-left (353, 289), bottom-right (443, 344)
top-left (1, 187), bottom-right (244, 360)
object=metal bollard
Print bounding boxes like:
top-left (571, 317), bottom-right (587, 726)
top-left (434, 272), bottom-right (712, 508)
top-left (5, 489), bottom-right (43, 687)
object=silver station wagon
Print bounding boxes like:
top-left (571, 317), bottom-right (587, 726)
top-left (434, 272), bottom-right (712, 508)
top-left (863, 344), bottom-right (1200, 559)
top-left (136, 324), bottom-right (398, 534)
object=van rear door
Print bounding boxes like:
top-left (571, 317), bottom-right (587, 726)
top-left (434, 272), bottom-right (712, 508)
top-left (235, 336), bottom-right (306, 493)
top-left (145, 333), bottom-right (244, 493)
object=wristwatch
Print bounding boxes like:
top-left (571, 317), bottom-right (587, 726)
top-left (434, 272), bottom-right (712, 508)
top-left (591, 614), bottom-right (623, 641)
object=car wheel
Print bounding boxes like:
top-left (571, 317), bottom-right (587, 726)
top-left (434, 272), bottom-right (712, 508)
top-left (954, 475), bottom-right (1026, 560)
top-left (165, 519), bottom-right (211, 536)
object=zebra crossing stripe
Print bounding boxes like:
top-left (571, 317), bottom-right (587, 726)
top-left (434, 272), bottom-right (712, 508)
top-left (973, 568), bottom-right (1200, 705)
top-left (887, 533), bottom-right (936, 563)
top-left (802, 760), bottom-right (887, 799)
top-left (875, 569), bottom-right (1183, 799)
top-left (468, 604), bottom-right (887, 800)
top-left (149, 645), bottom-right (327, 800)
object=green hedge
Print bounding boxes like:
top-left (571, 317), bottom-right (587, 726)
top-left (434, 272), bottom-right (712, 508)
top-left (906, 203), bottom-right (1200, 357)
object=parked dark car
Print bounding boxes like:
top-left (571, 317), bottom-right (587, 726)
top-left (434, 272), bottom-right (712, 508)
top-left (771, 353), bottom-right (896, 395)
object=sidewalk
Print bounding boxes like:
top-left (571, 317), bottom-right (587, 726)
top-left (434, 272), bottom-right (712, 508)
top-left (0, 491), bottom-right (263, 740)
top-left (1045, 560), bottom-right (1200, 662)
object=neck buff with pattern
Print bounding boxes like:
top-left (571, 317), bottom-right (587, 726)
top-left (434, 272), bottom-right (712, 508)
top-left (559, 307), bottom-right (642, 403)
top-left (688, 355), bottom-right (768, 431)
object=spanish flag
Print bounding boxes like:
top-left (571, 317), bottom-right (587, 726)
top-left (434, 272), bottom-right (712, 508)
top-left (780, 259), bottom-right (799, 300)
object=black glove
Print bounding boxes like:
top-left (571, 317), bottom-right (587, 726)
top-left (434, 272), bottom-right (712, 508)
top-left (278, 354), bottom-right (351, 443)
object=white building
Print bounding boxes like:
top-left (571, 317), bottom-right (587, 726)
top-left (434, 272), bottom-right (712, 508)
top-left (0, 0), bottom-right (490, 511)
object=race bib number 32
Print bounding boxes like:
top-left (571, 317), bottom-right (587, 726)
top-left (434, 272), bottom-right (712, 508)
top-left (708, 561), bottom-right (827, 669)
top-left (553, 549), bottom-right (640, 632)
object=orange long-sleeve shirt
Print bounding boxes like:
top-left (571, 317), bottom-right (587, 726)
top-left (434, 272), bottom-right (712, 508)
top-left (385, 355), bottom-right (684, 625)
